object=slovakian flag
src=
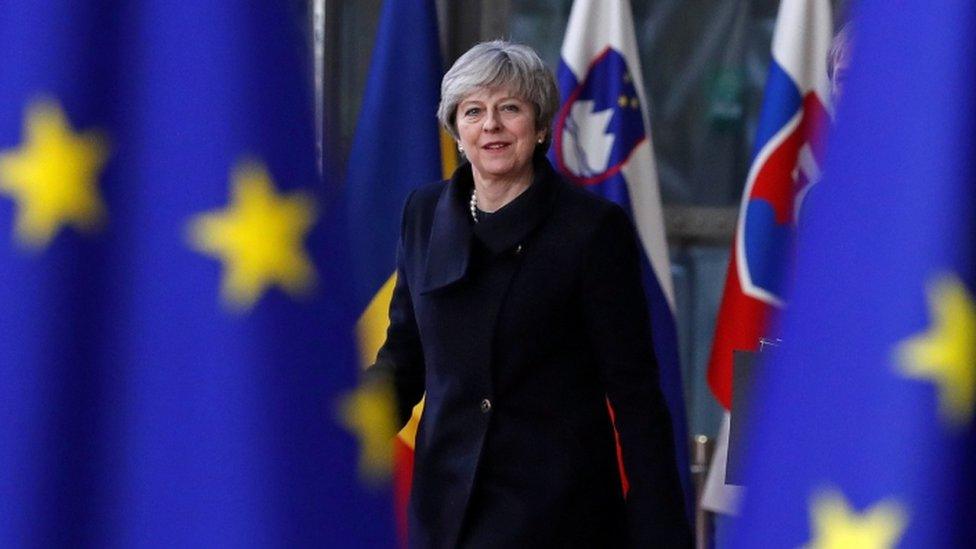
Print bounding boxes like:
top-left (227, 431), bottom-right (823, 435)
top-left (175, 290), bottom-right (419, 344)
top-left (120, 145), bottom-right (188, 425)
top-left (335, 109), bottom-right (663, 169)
top-left (702, 0), bottom-right (832, 514)
top-left (552, 0), bottom-right (693, 520)
top-left (336, 0), bottom-right (453, 544)
top-left (732, 0), bottom-right (976, 545)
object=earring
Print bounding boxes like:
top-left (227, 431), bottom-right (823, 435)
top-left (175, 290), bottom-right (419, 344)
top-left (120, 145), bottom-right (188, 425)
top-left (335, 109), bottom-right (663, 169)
top-left (537, 137), bottom-right (544, 144)
top-left (458, 144), bottom-right (464, 153)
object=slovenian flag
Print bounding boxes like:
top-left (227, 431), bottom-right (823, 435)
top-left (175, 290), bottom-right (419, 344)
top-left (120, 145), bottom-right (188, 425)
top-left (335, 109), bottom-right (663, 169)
top-left (552, 0), bottom-right (693, 520)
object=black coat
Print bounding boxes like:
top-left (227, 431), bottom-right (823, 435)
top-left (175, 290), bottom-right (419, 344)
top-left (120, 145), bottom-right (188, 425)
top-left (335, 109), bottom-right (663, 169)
top-left (369, 157), bottom-right (691, 548)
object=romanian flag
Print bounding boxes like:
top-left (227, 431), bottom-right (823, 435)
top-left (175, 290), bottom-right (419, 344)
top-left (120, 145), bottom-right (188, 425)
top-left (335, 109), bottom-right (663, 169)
top-left (338, 0), bottom-right (453, 542)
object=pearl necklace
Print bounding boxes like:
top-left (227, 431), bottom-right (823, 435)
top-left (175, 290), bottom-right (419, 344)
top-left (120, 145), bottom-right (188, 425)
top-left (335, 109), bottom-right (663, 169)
top-left (469, 187), bottom-right (479, 223)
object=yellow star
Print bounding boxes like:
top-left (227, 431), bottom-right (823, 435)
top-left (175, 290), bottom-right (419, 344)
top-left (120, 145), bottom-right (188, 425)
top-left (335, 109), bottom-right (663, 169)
top-left (337, 379), bottom-right (398, 484)
top-left (188, 161), bottom-right (317, 310)
top-left (618, 95), bottom-right (629, 108)
top-left (805, 490), bottom-right (907, 549)
top-left (630, 97), bottom-right (640, 109)
top-left (0, 100), bottom-right (109, 248)
top-left (896, 274), bottom-right (976, 426)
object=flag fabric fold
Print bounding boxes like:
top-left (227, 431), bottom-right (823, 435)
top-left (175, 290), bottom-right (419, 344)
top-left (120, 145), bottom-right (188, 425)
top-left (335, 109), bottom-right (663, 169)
top-left (0, 2), bottom-right (394, 545)
top-left (732, 1), bottom-right (976, 546)
top-left (552, 0), bottom-right (693, 520)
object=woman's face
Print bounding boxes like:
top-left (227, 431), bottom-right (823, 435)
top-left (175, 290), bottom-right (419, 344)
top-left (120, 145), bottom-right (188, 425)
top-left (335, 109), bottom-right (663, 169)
top-left (455, 87), bottom-right (545, 184)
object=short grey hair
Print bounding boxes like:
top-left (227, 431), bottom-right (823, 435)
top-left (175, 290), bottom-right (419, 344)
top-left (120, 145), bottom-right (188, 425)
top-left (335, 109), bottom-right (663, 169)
top-left (437, 40), bottom-right (560, 151)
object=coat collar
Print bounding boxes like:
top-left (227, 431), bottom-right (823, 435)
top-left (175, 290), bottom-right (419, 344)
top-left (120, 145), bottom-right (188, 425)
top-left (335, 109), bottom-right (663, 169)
top-left (421, 155), bottom-right (561, 294)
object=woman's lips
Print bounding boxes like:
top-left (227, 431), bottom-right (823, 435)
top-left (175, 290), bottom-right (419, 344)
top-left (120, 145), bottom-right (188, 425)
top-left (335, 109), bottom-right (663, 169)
top-left (482, 142), bottom-right (510, 150)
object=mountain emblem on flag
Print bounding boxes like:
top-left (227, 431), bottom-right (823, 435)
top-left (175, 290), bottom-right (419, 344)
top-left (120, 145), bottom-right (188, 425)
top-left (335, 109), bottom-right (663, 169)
top-left (561, 100), bottom-right (615, 177)
top-left (553, 48), bottom-right (647, 188)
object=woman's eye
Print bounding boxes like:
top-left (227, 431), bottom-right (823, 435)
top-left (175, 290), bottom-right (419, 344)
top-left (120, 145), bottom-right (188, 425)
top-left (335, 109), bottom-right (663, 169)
top-left (502, 104), bottom-right (520, 112)
top-left (464, 108), bottom-right (481, 117)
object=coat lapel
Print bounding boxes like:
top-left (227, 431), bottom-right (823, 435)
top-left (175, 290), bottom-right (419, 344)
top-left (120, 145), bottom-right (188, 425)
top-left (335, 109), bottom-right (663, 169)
top-left (421, 166), bottom-right (474, 294)
top-left (421, 156), bottom-right (561, 294)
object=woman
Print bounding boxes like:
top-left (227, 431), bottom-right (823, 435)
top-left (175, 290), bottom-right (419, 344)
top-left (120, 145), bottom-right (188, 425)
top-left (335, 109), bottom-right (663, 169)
top-left (367, 40), bottom-right (690, 548)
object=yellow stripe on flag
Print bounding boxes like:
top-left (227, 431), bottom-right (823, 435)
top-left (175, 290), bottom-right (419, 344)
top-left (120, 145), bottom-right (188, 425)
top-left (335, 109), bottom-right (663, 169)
top-left (356, 274), bottom-right (397, 367)
top-left (440, 128), bottom-right (457, 179)
top-left (357, 273), bottom-right (424, 449)
top-left (396, 400), bottom-right (423, 449)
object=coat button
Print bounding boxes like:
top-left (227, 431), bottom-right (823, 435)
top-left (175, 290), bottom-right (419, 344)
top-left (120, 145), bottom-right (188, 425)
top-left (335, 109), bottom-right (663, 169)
top-left (480, 398), bottom-right (492, 413)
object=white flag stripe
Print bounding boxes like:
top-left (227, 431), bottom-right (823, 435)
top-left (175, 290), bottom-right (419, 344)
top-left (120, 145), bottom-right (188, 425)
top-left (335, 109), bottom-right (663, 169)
top-left (771, 0), bottom-right (833, 99)
top-left (700, 413), bottom-right (744, 514)
top-left (621, 143), bottom-right (675, 309)
top-left (560, 0), bottom-right (628, 78)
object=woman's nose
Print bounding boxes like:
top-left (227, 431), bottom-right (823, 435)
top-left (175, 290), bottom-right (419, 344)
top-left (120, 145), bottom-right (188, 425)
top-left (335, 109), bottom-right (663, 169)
top-left (482, 109), bottom-right (500, 131)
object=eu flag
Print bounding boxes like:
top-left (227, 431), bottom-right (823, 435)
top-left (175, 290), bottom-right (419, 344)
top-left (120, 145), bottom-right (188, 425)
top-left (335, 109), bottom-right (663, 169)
top-left (0, 1), bottom-right (394, 545)
top-left (732, 0), bottom-right (975, 546)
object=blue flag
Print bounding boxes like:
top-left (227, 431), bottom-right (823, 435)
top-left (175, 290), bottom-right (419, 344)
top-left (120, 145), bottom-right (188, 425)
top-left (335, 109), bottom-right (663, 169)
top-left (732, 1), bottom-right (975, 546)
top-left (0, 2), bottom-right (393, 545)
